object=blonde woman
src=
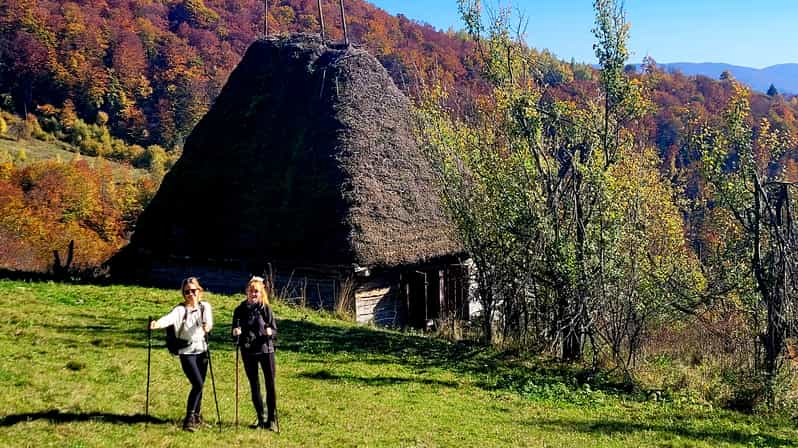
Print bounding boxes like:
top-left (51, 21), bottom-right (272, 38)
top-left (232, 276), bottom-right (278, 431)
top-left (149, 277), bottom-right (214, 432)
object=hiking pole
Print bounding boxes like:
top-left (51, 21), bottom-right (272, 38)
top-left (205, 331), bottom-right (222, 433)
top-left (146, 315), bottom-right (152, 421)
top-left (273, 378), bottom-right (280, 433)
top-left (270, 330), bottom-right (280, 433)
top-left (234, 319), bottom-right (240, 428)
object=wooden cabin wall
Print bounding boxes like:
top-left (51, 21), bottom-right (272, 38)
top-left (355, 273), bottom-right (405, 327)
top-left (352, 259), bottom-right (473, 329)
top-left (134, 259), bottom-right (349, 308)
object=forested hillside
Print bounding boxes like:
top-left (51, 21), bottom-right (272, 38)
top-left (2, 0), bottom-right (797, 161)
top-left (0, 0), bottom-right (481, 148)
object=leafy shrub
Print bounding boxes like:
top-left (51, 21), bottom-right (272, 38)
top-left (23, 114), bottom-right (49, 141)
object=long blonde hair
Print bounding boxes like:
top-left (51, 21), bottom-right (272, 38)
top-left (246, 276), bottom-right (269, 305)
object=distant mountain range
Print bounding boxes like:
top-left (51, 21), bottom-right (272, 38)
top-left (647, 63), bottom-right (798, 95)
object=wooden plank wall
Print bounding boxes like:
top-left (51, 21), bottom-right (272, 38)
top-left (355, 275), bottom-right (404, 327)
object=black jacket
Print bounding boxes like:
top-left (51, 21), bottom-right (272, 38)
top-left (232, 300), bottom-right (277, 354)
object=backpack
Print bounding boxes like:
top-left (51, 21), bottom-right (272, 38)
top-left (164, 302), bottom-right (205, 355)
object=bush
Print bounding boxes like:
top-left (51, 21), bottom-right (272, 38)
top-left (24, 114), bottom-right (49, 141)
top-left (0, 93), bottom-right (14, 111)
top-left (96, 111), bottom-right (109, 126)
top-left (140, 144), bottom-right (167, 176)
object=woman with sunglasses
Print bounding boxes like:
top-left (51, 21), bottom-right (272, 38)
top-left (149, 276), bottom-right (214, 432)
top-left (232, 276), bottom-right (278, 431)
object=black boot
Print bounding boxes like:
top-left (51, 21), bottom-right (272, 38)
top-left (182, 413), bottom-right (198, 432)
top-left (195, 413), bottom-right (212, 428)
top-left (264, 418), bottom-right (279, 432)
top-left (249, 414), bottom-right (266, 429)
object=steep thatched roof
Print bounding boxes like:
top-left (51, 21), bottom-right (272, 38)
top-left (116, 34), bottom-right (459, 270)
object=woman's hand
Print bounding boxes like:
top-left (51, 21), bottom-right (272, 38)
top-left (202, 323), bottom-right (210, 334)
top-left (149, 320), bottom-right (158, 330)
top-left (232, 327), bottom-right (242, 337)
top-left (265, 327), bottom-right (273, 337)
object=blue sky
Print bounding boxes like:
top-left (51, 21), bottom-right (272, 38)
top-left (369, 1), bottom-right (798, 69)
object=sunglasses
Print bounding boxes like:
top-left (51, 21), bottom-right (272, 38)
top-left (183, 288), bottom-right (200, 295)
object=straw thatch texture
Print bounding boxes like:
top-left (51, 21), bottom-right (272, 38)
top-left (117, 34), bottom-right (459, 271)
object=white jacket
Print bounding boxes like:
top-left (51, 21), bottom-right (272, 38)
top-left (156, 302), bottom-right (214, 355)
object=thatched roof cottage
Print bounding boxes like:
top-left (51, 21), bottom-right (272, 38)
top-left (113, 34), bottom-right (474, 328)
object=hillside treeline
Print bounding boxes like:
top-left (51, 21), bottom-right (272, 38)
top-left (2, 0), bottom-right (797, 160)
top-left (0, 158), bottom-right (157, 273)
top-left (2, 0), bottom-right (797, 180)
top-left (0, 111), bottom-right (163, 273)
top-left (0, 0), bottom-right (481, 148)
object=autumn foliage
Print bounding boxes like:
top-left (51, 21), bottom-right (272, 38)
top-left (1, 0), bottom-right (796, 157)
top-left (0, 0), bottom-right (481, 149)
top-left (0, 157), bottom-right (157, 273)
top-left (1, 0), bottom-right (798, 280)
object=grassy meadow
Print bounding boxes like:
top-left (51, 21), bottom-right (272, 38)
top-left (1, 279), bottom-right (797, 447)
top-left (0, 135), bottom-right (147, 177)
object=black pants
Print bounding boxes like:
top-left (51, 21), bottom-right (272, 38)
top-left (179, 352), bottom-right (208, 416)
top-left (242, 352), bottom-right (276, 422)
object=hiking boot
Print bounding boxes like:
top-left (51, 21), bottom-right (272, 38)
top-left (249, 416), bottom-right (266, 429)
top-left (182, 413), bottom-right (198, 432)
top-left (264, 419), bottom-right (279, 432)
top-left (195, 413), bottom-right (212, 428)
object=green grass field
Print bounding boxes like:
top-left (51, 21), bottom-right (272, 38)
top-left (0, 135), bottom-right (146, 178)
top-left (0, 135), bottom-right (79, 162)
top-left (1, 279), bottom-right (797, 447)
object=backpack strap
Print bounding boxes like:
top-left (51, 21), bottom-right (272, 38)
top-left (177, 303), bottom-right (188, 335)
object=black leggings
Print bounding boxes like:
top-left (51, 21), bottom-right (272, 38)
top-left (242, 352), bottom-right (276, 422)
top-left (179, 352), bottom-right (208, 416)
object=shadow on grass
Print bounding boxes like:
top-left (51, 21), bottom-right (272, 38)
top-left (0, 410), bottom-right (168, 426)
top-left (531, 416), bottom-right (798, 447)
top-left (33, 318), bottom-right (239, 352)
top-left (277, 319), bottom-right (594, 395)
top-left (24, 321), bottom-right (158, 351)
top-left (298, 369), bottom-right (459, 388)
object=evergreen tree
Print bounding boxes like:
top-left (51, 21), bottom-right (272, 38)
top-left (720, 70), bottom-right (735, 81)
